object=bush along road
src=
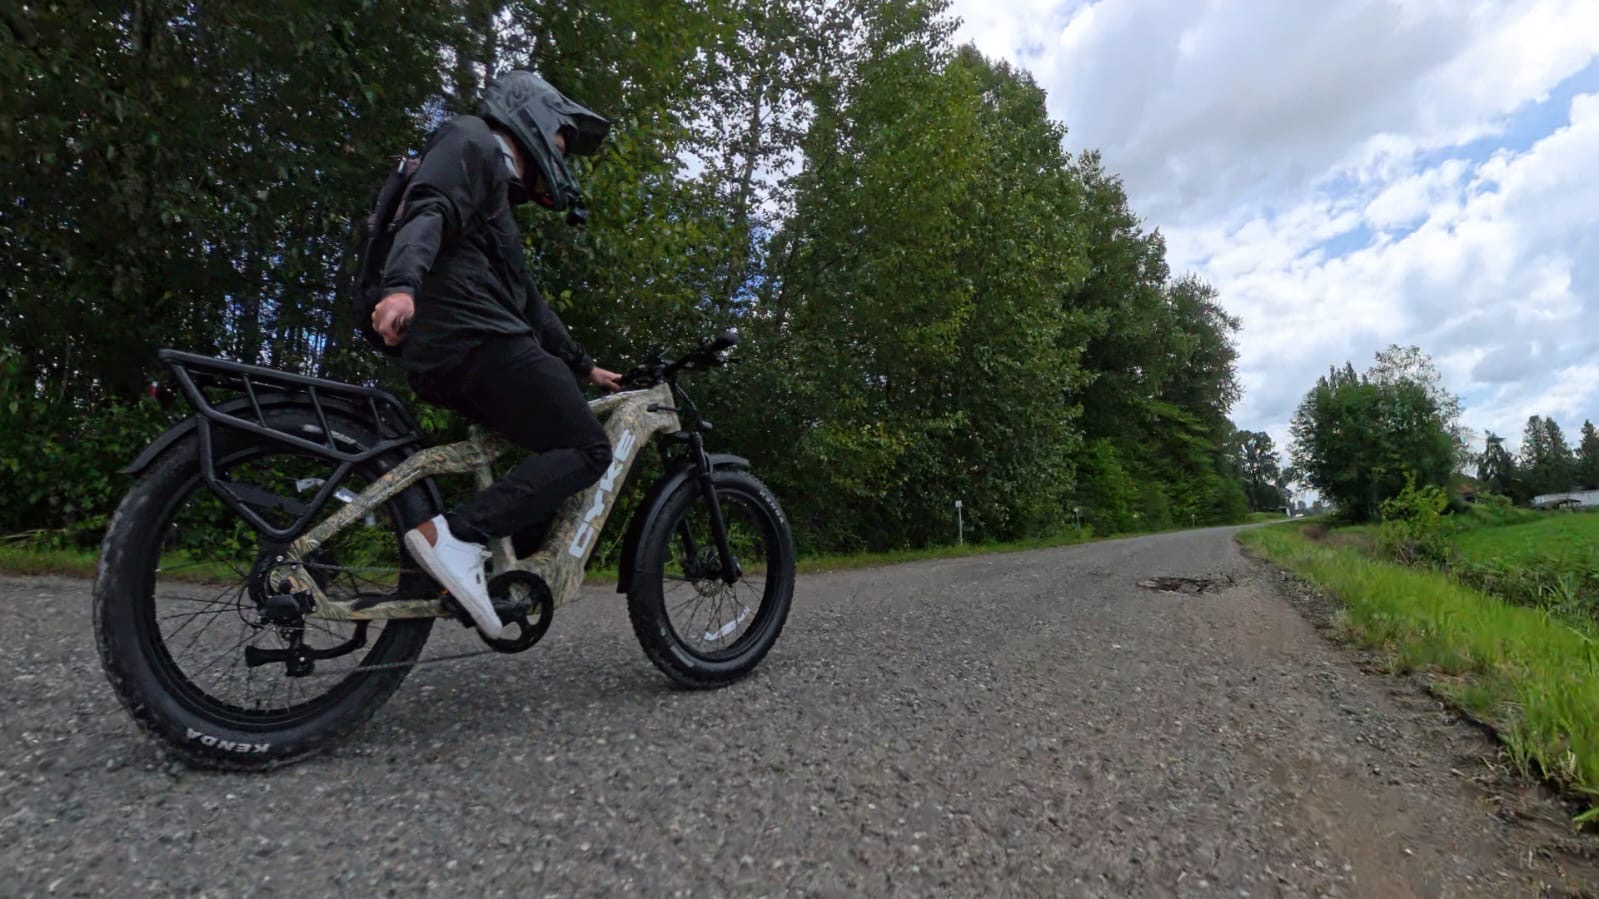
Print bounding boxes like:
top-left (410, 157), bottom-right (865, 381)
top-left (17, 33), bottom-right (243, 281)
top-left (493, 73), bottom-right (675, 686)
top-left (3, 525), bottom-right (1597, 897)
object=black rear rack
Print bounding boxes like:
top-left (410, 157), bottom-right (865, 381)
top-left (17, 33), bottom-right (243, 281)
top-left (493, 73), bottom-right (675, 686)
top-left (159, 349), bottom-right (424, 542)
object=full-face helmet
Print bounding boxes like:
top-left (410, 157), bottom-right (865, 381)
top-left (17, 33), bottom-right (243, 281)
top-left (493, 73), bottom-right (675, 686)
top-left (479, 70), bottom-right (611, 225)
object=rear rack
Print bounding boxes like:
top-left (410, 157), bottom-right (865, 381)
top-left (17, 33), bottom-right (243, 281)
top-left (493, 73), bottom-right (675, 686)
top-left (159, 349), bottom-right (424, 541)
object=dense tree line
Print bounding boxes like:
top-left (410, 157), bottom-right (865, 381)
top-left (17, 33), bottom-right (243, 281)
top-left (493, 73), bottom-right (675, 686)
top-left (1477, 417), bottom-right (1599, 502)
top-left (2, 0), bottom-right (1257, 552)
top-left (1288, 342), bottom-right (1596, 520)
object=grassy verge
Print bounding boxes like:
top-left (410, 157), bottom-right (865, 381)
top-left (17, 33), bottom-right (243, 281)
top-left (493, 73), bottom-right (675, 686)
top-left (0, 543), bottom-right (103, 579)
top-left (1241, 522), bottom-right (1599, 823)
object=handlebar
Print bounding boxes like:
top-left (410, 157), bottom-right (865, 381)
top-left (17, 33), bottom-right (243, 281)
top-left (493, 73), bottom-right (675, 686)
top-left (620, 327), bottom-right (740, 389)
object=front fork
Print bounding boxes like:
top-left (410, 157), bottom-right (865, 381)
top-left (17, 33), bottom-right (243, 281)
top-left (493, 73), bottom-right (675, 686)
top-left (668, 433), bottom-right (743, 584)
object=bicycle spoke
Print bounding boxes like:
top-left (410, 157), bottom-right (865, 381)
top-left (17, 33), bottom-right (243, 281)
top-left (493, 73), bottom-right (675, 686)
top-left (188, 628), bottom-right (260, 684)
top-left (215, 623), bottom-right (251, 700)
top-left (711, 593), bottom-right (730, 647)
top-left (170, 585), bottom-right (246, 662)
top-left (160, 582), bottom-right (244, 638)
top-left (153, 593), bottom-right (244, 606)
top-left (264, 665), bottom-right (282, 711)
top-left (671, 591), bottom-right (706, 624)
top-left (156, 606), bottom-right (238, 623)
top-left (739, 578), bottom-right (765, 606)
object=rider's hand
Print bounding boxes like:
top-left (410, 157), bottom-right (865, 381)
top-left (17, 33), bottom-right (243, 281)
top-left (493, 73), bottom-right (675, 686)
top-left (372, 293), bottom-right (414, 346)
top-left (587, 366), bottom-right (623, 392)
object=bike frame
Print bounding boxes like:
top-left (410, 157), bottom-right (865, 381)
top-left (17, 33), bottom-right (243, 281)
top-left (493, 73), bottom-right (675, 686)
top-left (277, 383), bottom-right (683, 621)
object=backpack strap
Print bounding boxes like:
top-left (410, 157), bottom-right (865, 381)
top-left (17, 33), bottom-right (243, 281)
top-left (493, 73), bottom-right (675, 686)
top-left (390, 156), bottom-right (423, 232)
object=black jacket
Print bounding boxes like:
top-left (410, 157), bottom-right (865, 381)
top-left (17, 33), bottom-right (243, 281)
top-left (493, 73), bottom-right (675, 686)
top-left (382, 115), bottom-right (594, 379)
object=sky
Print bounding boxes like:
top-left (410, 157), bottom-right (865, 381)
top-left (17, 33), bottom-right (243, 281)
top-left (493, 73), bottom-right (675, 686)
top-left (946, 0), bottom-right (1599, 457)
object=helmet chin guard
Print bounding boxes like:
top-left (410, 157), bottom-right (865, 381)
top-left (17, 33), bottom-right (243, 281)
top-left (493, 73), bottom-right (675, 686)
top-left (478, 70), bottom-right (611, 225)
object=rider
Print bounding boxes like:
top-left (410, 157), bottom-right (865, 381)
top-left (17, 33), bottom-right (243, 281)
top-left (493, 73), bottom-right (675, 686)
top-left (369, 70), bottom-right (622, 639)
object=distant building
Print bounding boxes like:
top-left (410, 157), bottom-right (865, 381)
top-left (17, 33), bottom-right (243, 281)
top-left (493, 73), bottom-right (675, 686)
top-left (1531, 490), bottom-right (1599, 510)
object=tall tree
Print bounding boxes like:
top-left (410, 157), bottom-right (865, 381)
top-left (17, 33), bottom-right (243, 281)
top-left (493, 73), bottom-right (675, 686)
top-left (1236, 430), bottom-right (1286, 511)
top-left (1476, 431), bottom-right (1521, 499)
top-left (1063, 153), bottom-right (1172, 447)
top-left (1519, 415), bottom-right (1575, 496)
top-left (1289, 351), bottom-right (1457, 521)
top-left (754, 0), bottom-right (990, 547)
top-left (2, 2), bottom-right (466, 396)
top-left (1577, 420), bottom-right (1599, 490)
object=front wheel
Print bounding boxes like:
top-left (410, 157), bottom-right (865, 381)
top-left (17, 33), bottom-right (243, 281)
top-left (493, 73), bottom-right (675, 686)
top-left (627, 470), bottom-right (795, 687)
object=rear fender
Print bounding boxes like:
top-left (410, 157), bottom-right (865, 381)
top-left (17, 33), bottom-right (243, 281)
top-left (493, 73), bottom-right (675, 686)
top-left (615, 453), bottom-right (749, 595)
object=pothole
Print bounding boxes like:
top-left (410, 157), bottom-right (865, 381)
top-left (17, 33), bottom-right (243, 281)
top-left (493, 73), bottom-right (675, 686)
top-left (1136, 575), bottom-right (1235, 595)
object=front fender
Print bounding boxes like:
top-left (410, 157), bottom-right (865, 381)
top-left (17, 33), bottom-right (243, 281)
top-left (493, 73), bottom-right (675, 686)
top-left (615, 453), bottom-right (749, 595)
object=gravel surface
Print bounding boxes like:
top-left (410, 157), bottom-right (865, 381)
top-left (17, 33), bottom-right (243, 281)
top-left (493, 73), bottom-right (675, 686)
top-left (3, 525), bottom-right (1596, 897)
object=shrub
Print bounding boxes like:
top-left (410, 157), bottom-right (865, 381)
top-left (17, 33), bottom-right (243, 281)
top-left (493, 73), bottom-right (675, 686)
top-left (1377, 476), bottom-right (1454, 565)
top-left (1, 352), bottom-right (169, 547)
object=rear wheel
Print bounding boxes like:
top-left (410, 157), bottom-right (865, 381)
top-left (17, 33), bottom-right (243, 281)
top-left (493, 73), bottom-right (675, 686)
top-left (93, 408), bottom-right (437, 770)
top-left (627, 469), bottom-right (795, 687)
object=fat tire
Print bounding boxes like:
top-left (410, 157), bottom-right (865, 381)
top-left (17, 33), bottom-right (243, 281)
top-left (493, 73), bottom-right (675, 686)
top-left (627, 470), bottom-right (795, 688)
top-left (93, 408), bottom-right (436, 771)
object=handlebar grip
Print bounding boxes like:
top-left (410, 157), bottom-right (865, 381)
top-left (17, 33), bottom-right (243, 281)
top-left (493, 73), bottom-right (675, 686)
top-left (709, 328), bottom-right (740, 352)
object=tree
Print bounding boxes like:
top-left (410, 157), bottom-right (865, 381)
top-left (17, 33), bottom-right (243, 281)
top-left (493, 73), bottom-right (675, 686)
top-left (1288, 350), bottom-right (1458, 522)
top-left (1235, 430), bottom-right (1286, 511)
top-left (1577, 420), bottom-right (1599, 490)
top-left (1519, 415), bottom-right (1575, 496)
top-left (4, 0), bottom-right (1257, 552)
top-left (1, 2), bottom-right (467, 395)
top-left (1368, 345), bottom-right (1462, 428)
top-left (1476, 431), bottom-right (1521, 499)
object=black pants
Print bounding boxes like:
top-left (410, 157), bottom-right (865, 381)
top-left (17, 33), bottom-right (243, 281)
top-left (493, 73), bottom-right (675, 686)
top-left (409, 333), bottom-right (612, 554)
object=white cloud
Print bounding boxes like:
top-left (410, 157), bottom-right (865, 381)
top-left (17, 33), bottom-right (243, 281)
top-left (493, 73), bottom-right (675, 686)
top-left (946, 0), bottom-right (1599, 458)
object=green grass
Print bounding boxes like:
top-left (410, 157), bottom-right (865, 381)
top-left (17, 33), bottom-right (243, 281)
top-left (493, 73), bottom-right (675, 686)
top-left (1242, 522), bottom-right (1599, 823)
top-left (1440, 509), bottom-right (1599, 619)
top-left (0, 542), bottom-right (295, 585)
top-left (1246, 511), bottom-right (1290, 523)
top-left (1452, 508), bottom-right (1599, 566)
top-left (0, 543), bottom-right (103, 579)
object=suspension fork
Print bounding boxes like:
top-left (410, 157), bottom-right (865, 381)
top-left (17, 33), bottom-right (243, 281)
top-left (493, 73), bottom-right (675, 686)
top-left (686, 432), bottom-right (742, 584)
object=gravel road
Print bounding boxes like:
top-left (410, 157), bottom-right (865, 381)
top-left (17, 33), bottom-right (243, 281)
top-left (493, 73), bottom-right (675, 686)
top-left (3, 525), bottom-right (1596, 898)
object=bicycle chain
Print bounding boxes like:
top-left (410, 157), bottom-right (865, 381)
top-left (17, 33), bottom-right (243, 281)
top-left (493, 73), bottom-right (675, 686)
top-left (297, 646), bottom-right (502, 678)
top-left (265, 561), bottom-right (547, 678)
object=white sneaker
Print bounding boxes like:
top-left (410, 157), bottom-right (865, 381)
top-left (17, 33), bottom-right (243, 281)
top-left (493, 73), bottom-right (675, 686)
top-left (404, 514), bottom-right (503, 639)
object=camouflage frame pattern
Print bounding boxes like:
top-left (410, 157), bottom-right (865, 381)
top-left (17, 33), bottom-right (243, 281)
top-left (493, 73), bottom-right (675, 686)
top-left (281, 382), bottom-right (681, 621)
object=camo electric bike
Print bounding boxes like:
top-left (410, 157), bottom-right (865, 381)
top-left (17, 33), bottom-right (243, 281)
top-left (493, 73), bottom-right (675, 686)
top-left (93, 329), bottom-right (795, 769)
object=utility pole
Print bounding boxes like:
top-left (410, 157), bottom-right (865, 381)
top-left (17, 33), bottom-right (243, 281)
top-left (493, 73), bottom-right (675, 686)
top-left (955, 499), bottom-right (963, 545)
